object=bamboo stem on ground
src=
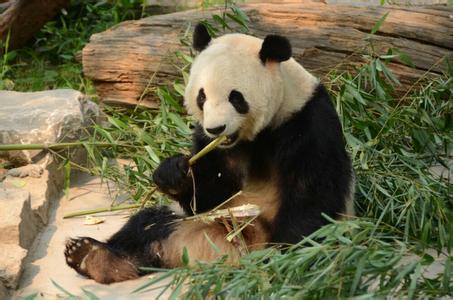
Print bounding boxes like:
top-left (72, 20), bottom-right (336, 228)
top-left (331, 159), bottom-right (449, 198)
top-left (0, 136), bottom-right (225, 156)
top-left (63, 204), bottom-right (141, 219)
top-left (8, 136), bottom-right (227, 219)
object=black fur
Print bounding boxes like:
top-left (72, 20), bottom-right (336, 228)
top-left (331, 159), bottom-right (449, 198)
top-left (153, 128), bottom-right (243, 215)
top-left (270, 84), bottom-right (352, 243)
top-left (229, 90), bottom-right (249, 114)
top-left (152, 154), bottom-right (191, 197)
top-left (193, 23), bottom-right (211, 51)
top-left (153, 83), bottom-right (352, 243)
top-left (68, 83), bottom-right (352, 278)
top-left (259, 35), bottom-right (292, 64)
top-left (196, 88), bottom-right (206, 110)
top-left (106, 206), bottom-right (179, 268)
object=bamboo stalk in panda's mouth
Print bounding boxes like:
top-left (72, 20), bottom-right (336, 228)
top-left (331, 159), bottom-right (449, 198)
top-left (188, 135), bottom-right (227, 166)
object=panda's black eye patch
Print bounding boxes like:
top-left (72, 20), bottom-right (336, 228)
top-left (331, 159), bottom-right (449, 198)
top-left (197, 88), bottom-right (206, 110)
top-left (229, 90), bottom-right (249, 114)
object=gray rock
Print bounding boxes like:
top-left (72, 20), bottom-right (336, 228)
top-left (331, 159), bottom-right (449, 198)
top-left (7, 164), bottom-right (44, 178)
top-left (1, 169), bottom-right (57, 225)
top-left (0, 187), bottom-right (40, 291)
top-left (0, 90), bottom-right (98, 294)
top-left (0, 187), bottom-right (38, 249)
top-left (0, 244), bottom-right (28, 289)
top-left (429, 161), bottom-right (452, 183)
top-left (0, 281), bottom-right (9, 300)
top-left (0, 89), bottom-right (99, 164)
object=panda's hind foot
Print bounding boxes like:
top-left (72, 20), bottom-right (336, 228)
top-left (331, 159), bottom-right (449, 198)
top-left (64, 237), bottom-right (95, 276)
top-left (64, 237), bottom-right (139, 284)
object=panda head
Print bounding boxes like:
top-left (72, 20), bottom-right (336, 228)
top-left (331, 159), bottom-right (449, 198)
top-left (184, 23), bottom-right (292, 148)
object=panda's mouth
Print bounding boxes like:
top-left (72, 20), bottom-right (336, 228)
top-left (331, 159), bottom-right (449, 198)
top-left (219, 131), bottom-right (239, 148)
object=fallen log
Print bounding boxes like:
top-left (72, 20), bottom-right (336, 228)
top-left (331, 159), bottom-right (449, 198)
top-left (82, 1), bottom-right (453, 107)
top-left (0, 0), bottom-right (69, 51)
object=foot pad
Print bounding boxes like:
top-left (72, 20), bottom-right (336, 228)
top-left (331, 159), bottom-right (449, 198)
top-left (64, 236), bottom-right (139, 283)
top-left (64, 237), bottom-right (100, 277)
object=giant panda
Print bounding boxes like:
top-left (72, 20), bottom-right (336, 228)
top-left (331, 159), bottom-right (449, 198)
top-left (64, 23), bottom-right (354, 284)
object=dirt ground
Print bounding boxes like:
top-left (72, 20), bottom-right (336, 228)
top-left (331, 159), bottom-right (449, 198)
top-left (15, 173), bottom-right (171, 299)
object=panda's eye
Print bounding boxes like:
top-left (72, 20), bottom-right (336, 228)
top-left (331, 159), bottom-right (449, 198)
top-left (229, 90), bottom-right (249, 114)
top-left (197, 88), bottom-right (206, 110)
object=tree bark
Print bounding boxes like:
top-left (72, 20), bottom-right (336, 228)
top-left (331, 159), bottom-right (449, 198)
top-left (0, 0), bottom-right (69, 51)
top-left (82, 1), bottom-right (453, 107)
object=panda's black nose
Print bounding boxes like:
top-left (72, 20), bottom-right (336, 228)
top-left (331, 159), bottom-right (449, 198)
top-left (206, 125), bottom-right (226, 135)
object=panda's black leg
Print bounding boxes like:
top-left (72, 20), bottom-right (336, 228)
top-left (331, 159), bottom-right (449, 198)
top-left (64, 206), bottom-right (179, 283)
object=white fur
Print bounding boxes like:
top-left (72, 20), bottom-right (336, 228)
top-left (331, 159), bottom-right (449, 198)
top-left (169, 201), bottom-right (186, 216)
top-left (185, 33), bottom-right (319, 143)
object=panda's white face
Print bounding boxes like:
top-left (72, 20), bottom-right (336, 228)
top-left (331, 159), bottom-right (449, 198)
top-left (185, 34), bottom-right (285, 148)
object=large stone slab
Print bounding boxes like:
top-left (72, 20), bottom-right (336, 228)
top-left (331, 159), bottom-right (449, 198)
top-left (0, 90), bottom-right (99, 298)
top-left (0, 187), bottom-right (38, 249)
top-left (0, 89), bottom-right (98, 164)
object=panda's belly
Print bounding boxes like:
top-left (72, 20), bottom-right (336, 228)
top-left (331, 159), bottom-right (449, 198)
top-left (224, 151), bottom-right (280, 224)
top-left (226, 177), bottom-right (281, 225)
top-left (220, 177), bottom-right (280, 249)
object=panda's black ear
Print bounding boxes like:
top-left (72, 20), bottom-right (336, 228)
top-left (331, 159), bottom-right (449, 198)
top-left (259, 35), bottom-right (292, 64)
top-left (193, 23), bottom-right (211, 52)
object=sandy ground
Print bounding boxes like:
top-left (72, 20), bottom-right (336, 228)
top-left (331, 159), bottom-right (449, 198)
top-left (15, 173), bottom-right (171, 300)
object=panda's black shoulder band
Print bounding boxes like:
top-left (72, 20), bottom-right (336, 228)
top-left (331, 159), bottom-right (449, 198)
top-left (259, 35), bottom-right (292, 64)
top-left (193, 23), bottom-right (211, 51)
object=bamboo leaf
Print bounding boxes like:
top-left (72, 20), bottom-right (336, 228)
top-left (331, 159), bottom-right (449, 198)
top-left (22, 293), bottom-right (38, 300)
top-left (181, 247), bottom-right (190, 266)
top-left (212, 14), bottom-right (232, 30)
top-left (82, 288), bottom-right (100, 300)
top-left (64, 160), bottom-right (71, 199)
top-left (203, 231), bottom-right (220, 254)
top-left (407, 263), bottom-right (422, 300)
top-left (168, 280), bottom-right (184, 300)
top-left (51, 279), bottom-right (76, 297)
top-left (371, 12), bottom-right (389, 34)
top-left (132, 271), bottom-right (175, 293)
top-left (144, 145), bottom-right (161, 164)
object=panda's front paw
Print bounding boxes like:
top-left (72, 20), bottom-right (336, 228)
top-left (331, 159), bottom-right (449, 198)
top-left (153, 155), bottom-right (191, 196)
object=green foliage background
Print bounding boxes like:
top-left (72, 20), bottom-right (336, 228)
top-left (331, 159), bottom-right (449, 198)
top-left (1, 1), bottom-right (451, 299)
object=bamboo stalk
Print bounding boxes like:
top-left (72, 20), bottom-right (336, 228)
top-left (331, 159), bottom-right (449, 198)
top-left (63, 203), bottom-right (140, 219)
top-left (61, 136), bottom-right (227, 219)
top-left (228, 208), bottom-right (249, 256)
top-left (188, 135), bottom-right (226, 166)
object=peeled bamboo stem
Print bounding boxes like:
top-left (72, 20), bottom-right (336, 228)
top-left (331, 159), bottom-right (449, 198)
top-left (63, 204), bottom-right (140, 219)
